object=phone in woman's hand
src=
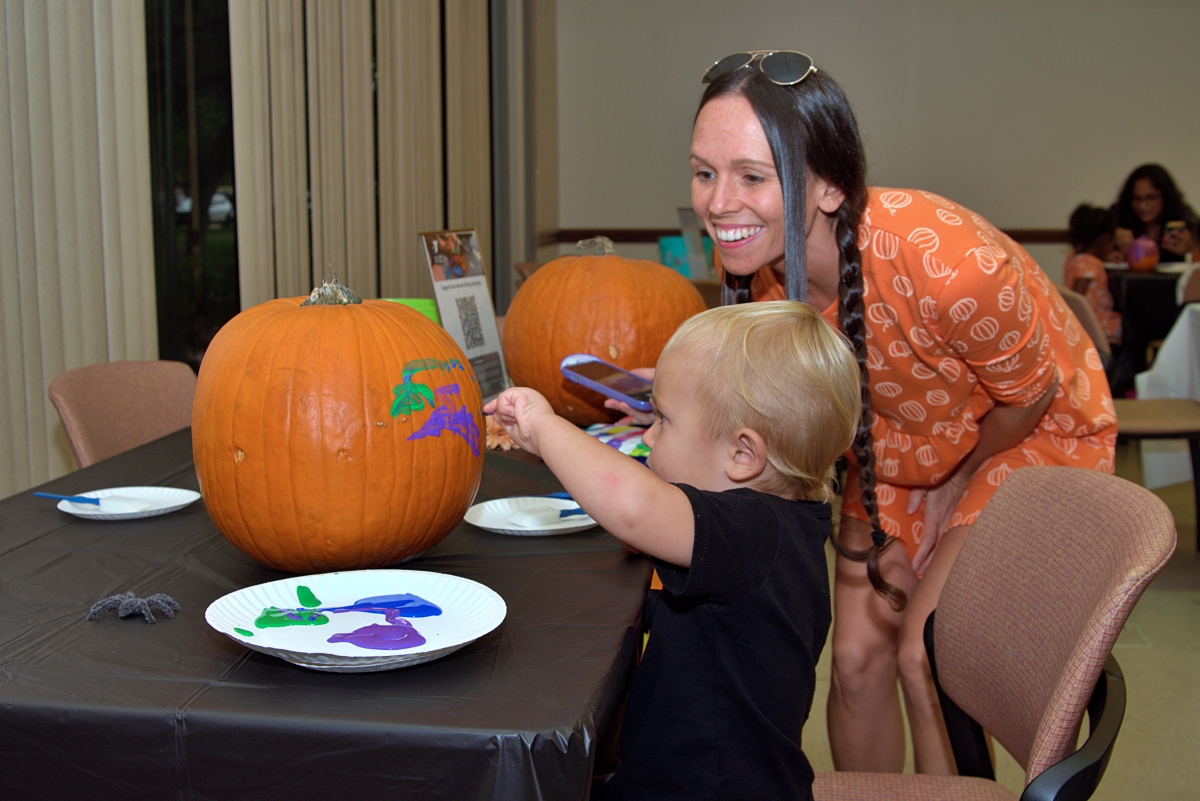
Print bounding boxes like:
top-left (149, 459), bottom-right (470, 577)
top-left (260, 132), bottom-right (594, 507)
top-left (560, 354), bottom-right (654, 412)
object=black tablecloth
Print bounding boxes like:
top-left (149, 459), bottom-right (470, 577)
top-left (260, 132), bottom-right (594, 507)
top-left (1104, 268), bottom-right (1182, 395)
top-left (0, 429), bottom-right (651, 801)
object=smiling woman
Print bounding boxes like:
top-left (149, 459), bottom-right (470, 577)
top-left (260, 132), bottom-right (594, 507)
top-left (688, 55), bottom-right (1118, 778)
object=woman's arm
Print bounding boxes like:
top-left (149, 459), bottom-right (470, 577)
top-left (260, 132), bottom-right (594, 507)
top-left (907, 376), bottom-right (1058, 574)
top-left (485, 387), bottom-right (694, 565)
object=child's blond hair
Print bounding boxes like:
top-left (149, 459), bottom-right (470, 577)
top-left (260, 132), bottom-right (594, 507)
top-left (661, 301), bottom-right (861, 501)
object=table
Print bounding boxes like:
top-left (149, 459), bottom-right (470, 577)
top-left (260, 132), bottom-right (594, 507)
top-left (1104, 267), bottom-right (1183, 395)
top-left (1135, 304), bottom-right (1200, 489)
top-left (0, 429), bottom-right (651, 801)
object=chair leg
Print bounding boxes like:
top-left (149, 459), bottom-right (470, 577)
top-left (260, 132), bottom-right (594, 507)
top-left (1190, 438), bottom-right (1200, 552)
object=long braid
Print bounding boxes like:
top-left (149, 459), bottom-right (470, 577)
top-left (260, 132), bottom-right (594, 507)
top-left (699, 65), bottom-right (907, 610)
top-left (829, 208), bottom-right (907, 611)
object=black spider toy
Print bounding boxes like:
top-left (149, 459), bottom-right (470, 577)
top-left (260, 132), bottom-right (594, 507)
top-left (88, 591), bottom-right (180, 624)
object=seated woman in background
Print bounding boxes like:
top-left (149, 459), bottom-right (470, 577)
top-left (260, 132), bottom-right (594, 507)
top-left (1064, 204), bottom-right (1121, 342)
top-left (1111, 164), bottom-right (1199, 262)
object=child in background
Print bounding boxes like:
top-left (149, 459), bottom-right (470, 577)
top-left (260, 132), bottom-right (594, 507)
top-left (1065, 204), bottom-right (1122, 342)
top-left (485, 302), bottom-right (861, 801)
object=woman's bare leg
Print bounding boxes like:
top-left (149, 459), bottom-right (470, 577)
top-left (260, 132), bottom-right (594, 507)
top-left (827, 517), bottom-right (919, 772)
top-left (895, 524), bottom-right (971, 775)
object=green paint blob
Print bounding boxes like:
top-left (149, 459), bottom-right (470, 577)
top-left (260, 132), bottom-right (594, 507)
top-left (234, 628), bottom-right (253, 637)
top-left (255, 606), bottom-right (329, 629)
top-left (296, 585), bottom-right (322, 607)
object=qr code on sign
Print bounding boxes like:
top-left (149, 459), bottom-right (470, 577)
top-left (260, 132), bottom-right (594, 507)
top-left (455, 295), bottom-right (485, 350)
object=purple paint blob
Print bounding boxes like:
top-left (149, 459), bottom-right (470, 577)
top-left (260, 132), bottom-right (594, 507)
top-left (327, 619), bottom-right (427, 650)
top-left (322, 593), bottom-right (443, 651)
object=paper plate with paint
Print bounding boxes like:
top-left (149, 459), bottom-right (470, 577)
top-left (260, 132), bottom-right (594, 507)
top-left (56, 486), bottom-right (201, 521)
top-left (464, 497), bottom-right (599, 536)
top-left (205, 570), bottom-right (506, 673)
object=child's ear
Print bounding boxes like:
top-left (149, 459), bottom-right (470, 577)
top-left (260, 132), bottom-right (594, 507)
top-left (726, 428), bottom-right (768, 484)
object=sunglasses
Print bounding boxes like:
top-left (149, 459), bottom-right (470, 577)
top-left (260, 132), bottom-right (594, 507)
top-left (702, 50), bottom-right (817, 86)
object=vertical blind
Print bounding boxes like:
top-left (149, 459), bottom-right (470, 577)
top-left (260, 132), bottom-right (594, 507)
top-left (0, 0), bottom-right (158, 499)
top-left (230, 0), bottom-right (492, 308)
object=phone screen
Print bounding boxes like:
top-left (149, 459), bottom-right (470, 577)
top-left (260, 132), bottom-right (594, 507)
top-left (569, 361), bottom-right (653, 402)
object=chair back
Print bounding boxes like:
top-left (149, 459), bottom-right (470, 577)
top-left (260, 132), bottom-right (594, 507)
top-left (1056, 285), bottom-right (1111, 357)
top-left (1182, 266), bottom-right (1200, 304)
top-left (48, 360), bottom-right (197, 468)
top-left (932, 467), bottom-right (1174, 786)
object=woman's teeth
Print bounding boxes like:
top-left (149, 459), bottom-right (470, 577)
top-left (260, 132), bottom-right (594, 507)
top-left (715, 226), bottom-right (763, 242)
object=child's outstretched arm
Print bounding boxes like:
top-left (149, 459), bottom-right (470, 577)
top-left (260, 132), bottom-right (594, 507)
top-left (485, 387), bottom-right (695, 567)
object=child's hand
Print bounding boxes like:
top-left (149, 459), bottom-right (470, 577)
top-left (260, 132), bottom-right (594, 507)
top-left (483, 388), bottom-right (557, 457)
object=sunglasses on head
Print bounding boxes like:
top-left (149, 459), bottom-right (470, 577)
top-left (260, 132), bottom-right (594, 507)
top-left (702, 50), bottom-right (816, 86)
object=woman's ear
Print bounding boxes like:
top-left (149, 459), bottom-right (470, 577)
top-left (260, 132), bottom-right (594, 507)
top-left (726, 427), bottom-right (769, 484)
top-left (811, 176), bottom-right (846, 214)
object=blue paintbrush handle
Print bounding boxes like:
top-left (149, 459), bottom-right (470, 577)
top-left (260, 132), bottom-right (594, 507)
top-left (559, 507), bottom-right (588, 518)
top-left (542, 491), bottom-right (572, 500)
top-left (34, 492), bottom-right (100, 505)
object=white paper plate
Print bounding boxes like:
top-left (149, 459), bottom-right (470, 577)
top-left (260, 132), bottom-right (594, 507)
top-left (57, 486), bottom-right (201, 521)
top-left (464, 497), bottom-right (598, 536)
top-left (205, 569), bottom-right (507, 673)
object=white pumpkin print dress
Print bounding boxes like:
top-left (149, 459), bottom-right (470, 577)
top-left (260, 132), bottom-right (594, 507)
top-left (730, 188), bottom-right (1116, 559)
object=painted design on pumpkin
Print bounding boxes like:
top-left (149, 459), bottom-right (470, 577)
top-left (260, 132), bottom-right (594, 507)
top-left (407, 383), bottom-right (481, 457)
top-left (391, 358), bottom-right (480, 456)
top-left (250, 587), bottom-right (442, 652)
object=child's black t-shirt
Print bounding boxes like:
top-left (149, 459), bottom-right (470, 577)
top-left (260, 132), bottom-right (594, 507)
top-left (596, 484), bottom-right (832, 801)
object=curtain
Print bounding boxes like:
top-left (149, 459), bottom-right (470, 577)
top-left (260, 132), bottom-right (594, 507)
top-left (230, 0), bottom-right (492, 308)
top-left (0, 0), bottom-right (158, 499)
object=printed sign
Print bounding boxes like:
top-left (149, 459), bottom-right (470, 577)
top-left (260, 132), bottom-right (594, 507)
top-left (419, 229), bottom-right (510, 401)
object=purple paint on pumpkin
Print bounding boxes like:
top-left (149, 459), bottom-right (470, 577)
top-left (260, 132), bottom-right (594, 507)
top-left (407, 403), bottom-right (481, 456)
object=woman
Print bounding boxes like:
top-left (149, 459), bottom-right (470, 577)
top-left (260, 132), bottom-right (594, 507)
top-left (612, 52), bottom-right (1116, 774)
top-left (1111, 164), bottom-right (1199, 262)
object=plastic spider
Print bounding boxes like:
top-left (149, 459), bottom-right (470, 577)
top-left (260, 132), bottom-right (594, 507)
top-left (87, 591), bottom-right (180, 624)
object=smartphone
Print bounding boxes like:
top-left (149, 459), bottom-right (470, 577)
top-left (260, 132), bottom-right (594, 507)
top-left (560, 354), bottom-right (654, 412)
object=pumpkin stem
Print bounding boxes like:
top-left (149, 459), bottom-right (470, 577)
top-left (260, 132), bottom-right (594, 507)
top-left (576, 236), bottom-right (616, 256)
top-left (301, 274), bottom-right (363, 306)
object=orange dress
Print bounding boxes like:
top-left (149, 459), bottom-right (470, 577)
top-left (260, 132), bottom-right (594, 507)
top-left (1063, 251), bottom-right (1122, 341)
top-left (728, 188), bottom-right (1117, 559)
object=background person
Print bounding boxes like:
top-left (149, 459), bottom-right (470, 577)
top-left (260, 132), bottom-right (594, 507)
top-left (1111, 163), bottom-right (1199, 262)
top-left (1064, 203), bottom-right (1122, 343)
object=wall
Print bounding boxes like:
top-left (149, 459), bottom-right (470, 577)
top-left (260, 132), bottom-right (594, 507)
top-left (555, 0), bottom-right (1200, 282)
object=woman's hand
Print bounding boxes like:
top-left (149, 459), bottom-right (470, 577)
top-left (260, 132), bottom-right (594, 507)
top-left (602, 367), bottom-right (657, 425)
top-left (1162, 223), bottom-right (1196, 256)
top-left (906, 469), bottom-right (972, 575)
top-left (483, 388), bottom-right (557, 457)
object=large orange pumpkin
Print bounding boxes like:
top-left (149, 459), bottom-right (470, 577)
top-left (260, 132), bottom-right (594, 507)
top-left (502, 238), bottom-right (707, 425)
top-left (192, 278), bottom-right (484, 573)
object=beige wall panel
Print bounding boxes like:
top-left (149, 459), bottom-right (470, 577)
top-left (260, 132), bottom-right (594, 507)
top-left (377, 0), bottom-right (442, 299)
top-left (0, 0), bottom-right (32, 495)
top-left (529, 0), bottom-right (557, 265)
top-left (94, 0), bottom-right (158, 360)
top-left (339, 0), bottom-right (376, 298)
top-left (306, 0), bottom-right (346, 290)
top-left (444, 0), bottom-right (491, 283)
top-left (266, 0), bottom-right (310, 299)
top-left (3, 0), bottom-right (50, 490)
top-left (0, 0), bottom-right (159, 497)
top-left (230, 0), bottom-right (276, 308)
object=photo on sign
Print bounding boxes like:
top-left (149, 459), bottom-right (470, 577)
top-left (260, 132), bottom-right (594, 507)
top-left (419, 229), bottom-right (510, 402)
top-left (421, 231), bottom-right (485, 282)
